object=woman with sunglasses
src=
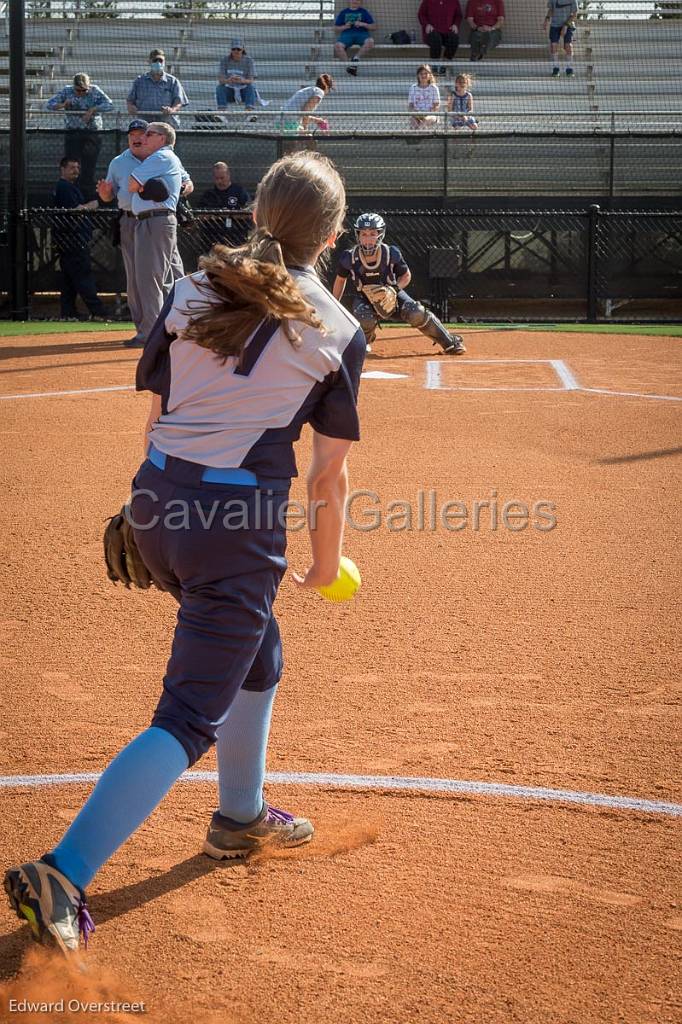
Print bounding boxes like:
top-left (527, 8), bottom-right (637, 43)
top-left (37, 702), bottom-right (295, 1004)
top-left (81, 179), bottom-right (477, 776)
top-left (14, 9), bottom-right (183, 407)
top-left (217, 38), bottom-right (258, 111)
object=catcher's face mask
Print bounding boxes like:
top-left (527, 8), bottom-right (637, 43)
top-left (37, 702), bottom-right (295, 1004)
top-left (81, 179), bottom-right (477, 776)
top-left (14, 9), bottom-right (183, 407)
top-left (357, 228), bottom-right (381, 256)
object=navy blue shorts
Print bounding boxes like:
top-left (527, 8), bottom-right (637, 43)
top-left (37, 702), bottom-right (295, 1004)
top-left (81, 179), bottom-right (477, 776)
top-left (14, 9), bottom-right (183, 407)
top-left (338, 26), bottom-right (370, 48)
top-left (549, 24), bottom-right (574, 44)
top-left (130, 455), bottom-right (290, 766)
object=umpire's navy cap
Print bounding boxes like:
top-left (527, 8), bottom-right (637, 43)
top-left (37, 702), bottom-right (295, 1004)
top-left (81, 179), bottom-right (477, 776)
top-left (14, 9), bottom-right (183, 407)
top-left (127, 118), bottom-right (149, 132)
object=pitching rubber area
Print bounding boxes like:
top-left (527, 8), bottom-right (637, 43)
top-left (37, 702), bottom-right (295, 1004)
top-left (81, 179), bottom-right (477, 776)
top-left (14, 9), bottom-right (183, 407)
top-left (0, 326), bottom-right (680, 1023)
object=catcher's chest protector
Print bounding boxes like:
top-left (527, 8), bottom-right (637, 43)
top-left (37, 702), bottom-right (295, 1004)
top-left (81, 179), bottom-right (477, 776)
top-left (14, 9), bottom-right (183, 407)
top-left (351, 244), bottom-right (391, 290)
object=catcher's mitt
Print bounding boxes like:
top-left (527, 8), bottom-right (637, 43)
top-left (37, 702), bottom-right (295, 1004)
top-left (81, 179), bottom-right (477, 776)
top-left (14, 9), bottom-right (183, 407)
top-left (104, 506), bottom-right (154, 589)
top-left (362, 283), bottom-right (398, 319)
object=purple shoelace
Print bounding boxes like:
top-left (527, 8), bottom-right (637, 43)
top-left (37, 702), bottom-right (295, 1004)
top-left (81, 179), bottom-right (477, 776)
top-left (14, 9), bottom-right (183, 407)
top-left (266, 805), bottom-right (294, 824)
top-left (77, 901), bottom-right (96, 948)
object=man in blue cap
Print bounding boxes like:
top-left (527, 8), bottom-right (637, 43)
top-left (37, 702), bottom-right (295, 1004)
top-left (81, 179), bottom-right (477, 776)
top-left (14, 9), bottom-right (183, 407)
top-left (127, 49), bottom-right (188, 129)
top-left (97, 119), bottom-right (193, 348)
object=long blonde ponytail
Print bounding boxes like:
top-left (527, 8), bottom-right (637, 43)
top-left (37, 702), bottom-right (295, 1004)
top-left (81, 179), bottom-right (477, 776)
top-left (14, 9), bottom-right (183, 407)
top-left (182, 152), bottom-right (346, 363)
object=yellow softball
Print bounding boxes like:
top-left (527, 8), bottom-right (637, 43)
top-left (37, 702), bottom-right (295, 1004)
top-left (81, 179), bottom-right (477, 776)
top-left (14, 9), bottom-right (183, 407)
top-left (315, 556), bottom-right (362, 603)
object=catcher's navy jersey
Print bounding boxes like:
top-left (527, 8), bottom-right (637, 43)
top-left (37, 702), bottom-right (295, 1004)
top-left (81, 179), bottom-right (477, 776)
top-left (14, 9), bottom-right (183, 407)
top-left (336, 244), bottom-right (409, 290)
top-left (136, 267), bottom-right (365, 478)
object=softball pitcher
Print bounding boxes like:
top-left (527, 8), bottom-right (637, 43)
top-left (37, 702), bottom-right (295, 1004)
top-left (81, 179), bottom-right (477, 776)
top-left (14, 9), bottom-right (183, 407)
top-left (4, 151), bottom-right (364, 955)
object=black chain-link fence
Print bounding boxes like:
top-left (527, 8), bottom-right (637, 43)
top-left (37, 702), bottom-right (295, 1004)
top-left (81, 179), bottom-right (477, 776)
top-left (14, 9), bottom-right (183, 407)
top-left (594, 212), bottom-right (682, 316)
top-left (2, 128), bottom-right (682, 210)
top-left (5, 205), bottom-right (682, 322)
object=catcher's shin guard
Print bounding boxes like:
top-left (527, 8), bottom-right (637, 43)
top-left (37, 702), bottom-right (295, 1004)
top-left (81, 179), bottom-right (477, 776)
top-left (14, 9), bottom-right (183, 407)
top-left (352, 299), bottom-right (379, 347)
top-left (405, 301), bottom-right (465, 355)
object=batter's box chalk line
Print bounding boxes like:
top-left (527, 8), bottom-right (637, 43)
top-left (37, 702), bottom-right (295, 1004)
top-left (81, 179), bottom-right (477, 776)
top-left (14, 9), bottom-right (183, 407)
top-left (424, 359), bottom-right (682, 401)
top-left (1, 363), bottom-right (680, 402)
top-left (0, 770), bottom-right (680, 818)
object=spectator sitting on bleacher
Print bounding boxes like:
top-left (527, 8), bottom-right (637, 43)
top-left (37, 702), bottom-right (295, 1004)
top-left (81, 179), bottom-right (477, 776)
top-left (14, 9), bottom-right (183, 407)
top-left (46, 73), bottom-right (114, 200)
top-left (281, 74), bottom-right (334, 133)
top-left (217, 40), bottom-right (258, 111)
top-left (199, 162), bottom-right (250, 211)
top-left (466, 0), bottom-right (505, 61)
top-left (408, 65), bottom-right (441, 130)
top-left (417, 0), bottom-right (463, 73)
top-left (544, 0), bottom-right (577, 76)
top-left (127, 49), bottom-right (189, 129)
top-left (334, 0), bottom-right (375, 76)
top-left (447, 73), bottom-right (478, 129)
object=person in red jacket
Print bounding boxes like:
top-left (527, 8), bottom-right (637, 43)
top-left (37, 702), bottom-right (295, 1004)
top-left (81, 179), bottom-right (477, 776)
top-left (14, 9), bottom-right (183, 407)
top-left (417, 0), bottom-right (463, 70)
top-left (465, 0), bottom-right (505, 60)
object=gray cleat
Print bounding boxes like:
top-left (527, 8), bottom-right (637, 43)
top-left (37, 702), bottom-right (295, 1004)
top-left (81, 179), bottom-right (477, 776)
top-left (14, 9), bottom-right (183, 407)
top-left (4, 858), bottom-right (95, 955)
top-left (203, 802), bottom-right (314, 860)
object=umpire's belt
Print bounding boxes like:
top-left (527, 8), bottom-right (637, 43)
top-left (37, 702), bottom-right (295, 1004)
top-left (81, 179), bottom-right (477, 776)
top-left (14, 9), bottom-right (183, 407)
top-left (135, 209), bottom-right (175, 221)
top-left (147, 443), bottom-right (289, 490)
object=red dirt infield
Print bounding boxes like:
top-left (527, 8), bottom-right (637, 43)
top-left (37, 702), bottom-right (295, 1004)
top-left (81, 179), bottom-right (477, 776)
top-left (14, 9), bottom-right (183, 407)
top-left (0, 327), bottom-right (680, 1024)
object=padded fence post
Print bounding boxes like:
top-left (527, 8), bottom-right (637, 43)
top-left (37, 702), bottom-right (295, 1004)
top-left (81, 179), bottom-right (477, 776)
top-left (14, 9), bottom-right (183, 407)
top-left (608, 113), bottom-right (616, 206)
top-left (443, 129), bottom-right (448, 199)
top-left (587, 204), bottom-right (600, 323)
top-left (9, 0), bottom-right (28, 320)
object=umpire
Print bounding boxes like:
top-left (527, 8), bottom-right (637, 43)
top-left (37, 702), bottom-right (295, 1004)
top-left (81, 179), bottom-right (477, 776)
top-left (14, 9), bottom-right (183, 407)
top-left (126, 122), bottom-right (184, 346)
top-left (97, 119), bottom-right (193, 348)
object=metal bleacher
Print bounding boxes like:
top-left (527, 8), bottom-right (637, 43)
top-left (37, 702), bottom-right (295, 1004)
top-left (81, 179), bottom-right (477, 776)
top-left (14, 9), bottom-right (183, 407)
top-left (0, 0), bottom-right (681, 198)
top-left (3, 0), bottom-right (681, 129)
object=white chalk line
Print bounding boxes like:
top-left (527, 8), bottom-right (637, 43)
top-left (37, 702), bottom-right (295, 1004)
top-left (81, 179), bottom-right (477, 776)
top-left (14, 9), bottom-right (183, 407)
top-left (428, 386), bottom-right (567, 393)
top-left (0, 375), bottom-right (407, 400)
top-left (0, 384), bottom-right (135, 401)
top-left (550, 359), bottom-right (581, 391)
top-left (0, 769), bottom-right (680, 818)
top-left (424, 359), bottom-right (682, 401)
top-left (581, 386), bottom-right (682, 402)
top-left (1, 361), bottom-right (680, 402)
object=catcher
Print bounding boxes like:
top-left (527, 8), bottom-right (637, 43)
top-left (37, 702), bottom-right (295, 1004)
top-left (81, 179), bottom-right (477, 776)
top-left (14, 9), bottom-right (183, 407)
top-left (332, 212), bottom-right (465, 355)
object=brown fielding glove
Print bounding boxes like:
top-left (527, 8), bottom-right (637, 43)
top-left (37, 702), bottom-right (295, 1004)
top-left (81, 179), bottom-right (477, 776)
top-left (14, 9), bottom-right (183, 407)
top-left (104, 506), bottom-right (154, 589)
top-left (362, 283), bottom-right (398, 318)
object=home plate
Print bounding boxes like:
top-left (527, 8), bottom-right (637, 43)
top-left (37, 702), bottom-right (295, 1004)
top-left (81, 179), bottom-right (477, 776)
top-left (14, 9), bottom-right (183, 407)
top-left (361, 371), bottom-right (409, 380)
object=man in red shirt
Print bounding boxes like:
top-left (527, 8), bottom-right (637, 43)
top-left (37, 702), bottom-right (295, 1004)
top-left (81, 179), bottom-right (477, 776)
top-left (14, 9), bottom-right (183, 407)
top-left (465, 0), bottom-right (505, 60)
top-left (417, 0), bottom-right (463, 69)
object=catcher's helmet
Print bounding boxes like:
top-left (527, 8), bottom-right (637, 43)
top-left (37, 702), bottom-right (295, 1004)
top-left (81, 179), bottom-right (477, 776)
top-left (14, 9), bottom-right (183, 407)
top-left (354, 212), bottom-right (386, 255)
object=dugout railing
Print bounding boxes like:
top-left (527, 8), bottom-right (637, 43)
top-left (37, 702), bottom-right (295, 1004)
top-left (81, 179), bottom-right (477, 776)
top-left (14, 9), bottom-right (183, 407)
top-left (3, 205), bottom-right (681, 323)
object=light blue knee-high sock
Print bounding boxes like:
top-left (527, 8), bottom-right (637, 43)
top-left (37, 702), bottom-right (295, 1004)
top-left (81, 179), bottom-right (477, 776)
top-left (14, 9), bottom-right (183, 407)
top-left (215, 685), bottom-right (278, 823)
top-left (47, 727), bottom-right (189, 892)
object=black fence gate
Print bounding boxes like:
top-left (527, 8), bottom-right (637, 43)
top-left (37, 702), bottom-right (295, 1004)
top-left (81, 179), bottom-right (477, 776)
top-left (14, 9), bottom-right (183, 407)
top-left (6, 205), bottom-right (682, 322)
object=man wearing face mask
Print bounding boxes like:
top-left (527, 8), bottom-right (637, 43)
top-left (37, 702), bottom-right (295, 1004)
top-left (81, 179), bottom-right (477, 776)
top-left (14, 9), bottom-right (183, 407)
top-left (96, 119), bottom-right (194, 348)
top-left (127, 49), bottom-right (189, 129)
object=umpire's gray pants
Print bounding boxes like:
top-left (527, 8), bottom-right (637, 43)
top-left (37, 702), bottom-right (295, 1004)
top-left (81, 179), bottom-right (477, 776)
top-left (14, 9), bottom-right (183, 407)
top-left (134, 213), bottom-right (184, 342)
top-left (120, 214), bottom-right (144, 342)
